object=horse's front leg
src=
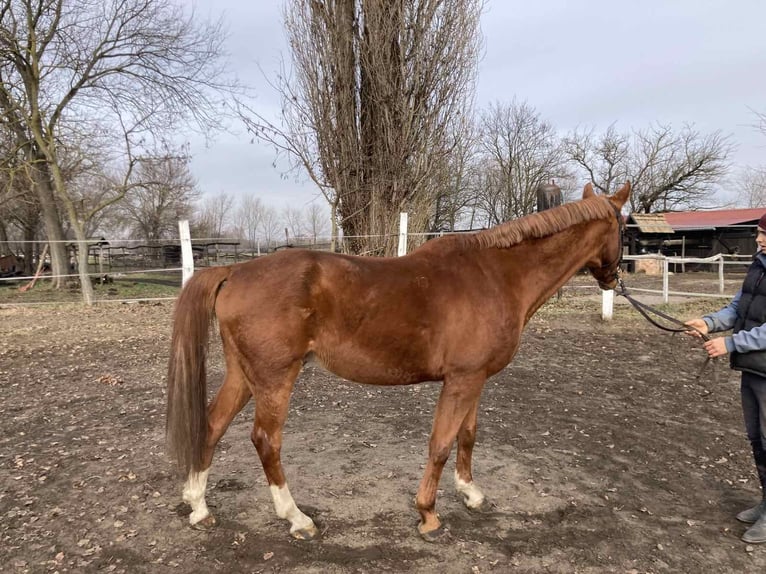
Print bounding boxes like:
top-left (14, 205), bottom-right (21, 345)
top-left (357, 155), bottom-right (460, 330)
top-left (454, 400), bottom-right (490, 511)
top-left (416, 374), bottom-right (485, 541)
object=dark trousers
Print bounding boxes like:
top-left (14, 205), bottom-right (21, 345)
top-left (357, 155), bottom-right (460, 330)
top-left (741, 372), bottom-right (766, 493)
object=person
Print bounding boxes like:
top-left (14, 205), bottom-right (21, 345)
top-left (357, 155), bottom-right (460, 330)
top-left (685, 213), bottom-right (766, 544)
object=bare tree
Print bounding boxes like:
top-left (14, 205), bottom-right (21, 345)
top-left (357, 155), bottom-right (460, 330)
top-left (195, 192), bottom-right (235, 240)
top-left (116, 151), bottom-right (200, 241)
top-left (0, 190), bottom-right (41, 275)
top-left (281, 203), bottom-right (331, 244)
top-left (429, 113), bottom-right (480, 232)
top-left (241, 0), bottom-right (482, 255)
top-left (258, 205), bottom-right (281, 251)
top-left (232, 193), bottom-right (267, 251)
top-left (736, 167), bottom-right (766, 208)
top-left (756, 109), bottom-right (766, 137)
top-left (56, 134), bottom-right (136, 238)
top-left (0, 0), bottom-right (236, 303)
top-left (303, 203), bottom-right (330, 244)
top-left (564, 123), bottom-right (732, 212)
top-left (738, 109), bottom-right (766, 208)
top-left (0, 131), bottom-right (41, 272)
top-left (475, 100), bottom-right (572, 225)
top-left (562, 125), bottom-right (630, 197)
top-left (0, 99), bottom-right (69, 282)
top-left (283, 205), bottom-right (305, 242)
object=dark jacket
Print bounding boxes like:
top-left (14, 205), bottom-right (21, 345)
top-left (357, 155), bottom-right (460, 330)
top-left (730, 257), bottom-right (766, 377)
top-left (704, 253), bottom-right (766, 378)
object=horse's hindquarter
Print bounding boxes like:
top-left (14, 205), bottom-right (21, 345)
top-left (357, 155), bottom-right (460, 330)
top-left (213, 251), bottom-right (424, 384)
top-left (213, 252), bottom-right (320, 371)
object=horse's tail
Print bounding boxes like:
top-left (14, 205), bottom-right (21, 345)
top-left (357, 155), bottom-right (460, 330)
top-left (166, 265), bottom-right (231, 476)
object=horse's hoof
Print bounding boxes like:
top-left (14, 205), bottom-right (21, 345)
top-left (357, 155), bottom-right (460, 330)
top-left (190, 514), bottom-right (217, 531)
top-left (419, 525), bottom-right (450, 543)
top-left (466, 497), bottom-right (496, 514)
top-left (291, 524), bottom-right (319, 541)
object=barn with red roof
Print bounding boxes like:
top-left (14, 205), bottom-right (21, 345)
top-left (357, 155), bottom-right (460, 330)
top-left (627, 207), bottom-right (766, 259)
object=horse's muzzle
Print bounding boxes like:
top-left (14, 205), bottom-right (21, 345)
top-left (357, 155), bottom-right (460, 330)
top-left (598, 279), bottom-right (618, 291)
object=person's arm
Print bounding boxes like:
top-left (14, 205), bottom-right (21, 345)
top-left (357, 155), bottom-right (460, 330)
top-left (702, 290), bottom-right (741, 333)
top-left (728, 322), bottom-right (766, 353)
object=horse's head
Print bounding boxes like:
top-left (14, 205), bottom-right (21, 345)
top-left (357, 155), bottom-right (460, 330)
top-left (584, 181), bottom-right (631, 290)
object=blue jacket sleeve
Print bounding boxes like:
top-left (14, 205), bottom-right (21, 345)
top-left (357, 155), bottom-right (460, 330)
top-left (730, 324), bottom-right (766, 353)
top-left (703, 288), bottom-right (766, 353)
top-left (703, 290), bottom-right (741, 333)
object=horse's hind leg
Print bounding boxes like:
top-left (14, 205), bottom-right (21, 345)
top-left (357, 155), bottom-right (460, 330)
top-left (454, 399), bottom-right (489, 510)
top-left (251, 361), bottom-right (318, 540)
top-left (183, 361), bottom-right (251, 528)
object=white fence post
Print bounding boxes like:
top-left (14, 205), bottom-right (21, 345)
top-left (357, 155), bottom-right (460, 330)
top-left (179, 220), bottom-right (194, 286)
top-left (662, 257), bottom-right (669, 303)
top-left (397, 212), bottom-right (408, 257)
top-left (601, 289), bottom-right (614, 321)
top-left (718, 255), bottom-right (725, 294)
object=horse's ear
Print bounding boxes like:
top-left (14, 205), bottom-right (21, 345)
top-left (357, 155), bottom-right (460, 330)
top-left (582, 182), bottom-right (595, 199)
top-left (611, 181), bottom-right (631, 207)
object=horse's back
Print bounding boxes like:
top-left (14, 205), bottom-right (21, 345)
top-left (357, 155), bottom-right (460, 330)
top-left (219, 248), bottom-right (513, 384)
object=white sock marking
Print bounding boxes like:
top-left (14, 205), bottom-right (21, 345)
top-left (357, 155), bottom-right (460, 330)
top-left (183, 468), bottom-right (211, 525)
top-left (269, 484), bottom-right (316, 536)
top-left (455, 470), bottom-right (485, 509)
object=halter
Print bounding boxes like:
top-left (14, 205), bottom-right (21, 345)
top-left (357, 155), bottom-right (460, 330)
top-left (595, 202), bottom-right (625, 290)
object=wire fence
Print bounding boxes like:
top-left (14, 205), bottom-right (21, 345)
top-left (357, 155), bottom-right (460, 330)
top-left (0, 224), bottom-right (760, 306)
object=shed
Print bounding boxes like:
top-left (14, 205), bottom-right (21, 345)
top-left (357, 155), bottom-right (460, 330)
top-left (626, 207), bottom-right (766, 267)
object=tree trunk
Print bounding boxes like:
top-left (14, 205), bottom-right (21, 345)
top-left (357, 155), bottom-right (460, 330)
top-left (33, 163), bottom-right (69, 288)
top-left (0, 219), bottom-right (9, 256)
top-left (34, 145), bottom-right (94, 303)
top-left (68, 217), bottom-right (94, 305)
top-left (54, 178), bottom-right (94, 305)
top-left (330, 199), bottom-right (340, 253)
top-left (21, 222), bottom-right (36, 276)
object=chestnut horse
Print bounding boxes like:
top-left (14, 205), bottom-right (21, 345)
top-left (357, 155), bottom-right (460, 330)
top-left (166, 182), bottom-right (630, 541)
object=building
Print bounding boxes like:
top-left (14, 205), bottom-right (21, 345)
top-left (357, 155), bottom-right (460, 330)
top-left (627, 208), bottom-right (766, 259)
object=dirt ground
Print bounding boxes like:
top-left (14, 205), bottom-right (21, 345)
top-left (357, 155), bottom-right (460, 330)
top-left (2, 273), bottom-right (766, 573)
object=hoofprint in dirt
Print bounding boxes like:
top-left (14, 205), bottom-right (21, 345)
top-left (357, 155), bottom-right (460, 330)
top-left (1, 296), bottom-right (765, 573)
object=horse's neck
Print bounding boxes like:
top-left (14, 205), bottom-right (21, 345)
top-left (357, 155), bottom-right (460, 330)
top-left (497, 222), bottom-right (606, 319)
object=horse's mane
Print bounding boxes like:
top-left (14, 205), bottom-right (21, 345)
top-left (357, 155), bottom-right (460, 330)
top-left (457, 195), bottom-right (615, 250)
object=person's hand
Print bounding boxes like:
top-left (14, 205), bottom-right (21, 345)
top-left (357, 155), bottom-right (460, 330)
top-left (703, 337), bottom-right (729, 358)
top-left (684, 318), bottom-right (709, 338)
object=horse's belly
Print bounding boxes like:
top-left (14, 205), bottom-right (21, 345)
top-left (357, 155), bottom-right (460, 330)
top-left (311, 344), bottom-right (437, 386)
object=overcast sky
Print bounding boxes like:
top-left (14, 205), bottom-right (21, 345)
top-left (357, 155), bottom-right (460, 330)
top-left (189, 0), bottom-right (766, 209)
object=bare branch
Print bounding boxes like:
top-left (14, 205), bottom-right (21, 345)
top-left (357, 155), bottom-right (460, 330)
top-left (564, 122), bottom-right (732, 213)
top-left (476, 99), bottom-right (572, 224)
top-left (240, 0), bottom-right (483, 254)
top-left (0, 0), bottom-right (238, 301)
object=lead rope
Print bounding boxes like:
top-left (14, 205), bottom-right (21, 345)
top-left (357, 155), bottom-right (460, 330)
top-left (615, 276), bottom-right (716, 382)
